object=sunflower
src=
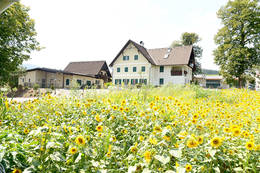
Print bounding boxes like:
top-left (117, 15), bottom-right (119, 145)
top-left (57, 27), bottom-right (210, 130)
top-left (149, 138), bottom-right (158, 145)
top-left (69, 147), bottom-right (78, 154)
top-left (139, 136), bottom-right (144, 141)
top-left (96, 125), bottom-right (103, 132)
top-left (130, 146), bottom-right (138, 153)
top-left (12, 169), bottom-right (22, 173)
top-left (24, 128), bottom-right (29, 134)
top-left (143, 151), bottom-right (152, 163)
top-left (245, 141), bottom-right (254, 150)
top-left (197, 136), bottom-right (204, 144)
top-left (111, 136), bottom-right (116, 142)
top-left (187, 138), bottom-right (198, 148)
top-left (153, 125), bottom-right (162, 133)
top-left (185, 164), bottom-right (192, 172)
top-left (210, 137), bottom-right (222, 148)
top-left (75, 136), bottom-right (85, 145)
top-left (232, 128), bottom-right (240, 136)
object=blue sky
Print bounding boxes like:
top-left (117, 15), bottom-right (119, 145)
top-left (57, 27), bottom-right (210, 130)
top-left (21, 0), bottom-right (228, 70)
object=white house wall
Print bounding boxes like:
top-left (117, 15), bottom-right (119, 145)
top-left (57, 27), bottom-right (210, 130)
top-left (150, 65), bottom-right (192, 85)
top-left (112, 43), bottom-right (151, 84)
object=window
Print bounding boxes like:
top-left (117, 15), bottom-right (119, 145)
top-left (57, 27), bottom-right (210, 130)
top-left (141, 66), bottom-right (145, 72)
top-left (133, 67), bottom-right (137, 72)
top-left (66, 79), bottom-right (70, 85)
top-left (119, 79), bottom-right (122, 84)
top-left (134, 55), bottom-right (138, 60)
top-left (29, 79), bottom-right (30, 82)
top-left (115, 79), bottom-right (118, 85)
top-left (125, 67), bottom-right (128, 72)
top-left (159, 78), bottom-right (164, 85)
top-left (171, 67), bottom-right (182, 76)
top-left (135, 79), bottom-right (138, 84)
top-left (96, 80), bottom-right (100, 85)
top-left (86, 81), bottom-right (91, 86)
top-left (117, 67), bottom-right (120, 72)
top-left (123, 56), bottom-right (129, 61)
top-left (77, 79), bottom-right (82, 86)
top-left (160, 66), bottom-right (164, 72)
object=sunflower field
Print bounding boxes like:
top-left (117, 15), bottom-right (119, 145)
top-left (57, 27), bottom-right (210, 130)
top-left (0, 85), bottom-right (259, 173)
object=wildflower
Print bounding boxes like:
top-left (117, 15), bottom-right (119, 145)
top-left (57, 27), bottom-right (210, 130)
top-left (143, 151), bottom-right (152, 163)
top-left (185, 164), bottom-right (192, 172)
top-left (69, 147), bottom-right (78, 154)
top-left (75, 136), bottom-right (85, 145)
top-left (245, 141), bottom-right (254, 150)
top-left (12, 169), bottom-right (22, 173)
top-left (96, 125), bottom-right (103, 132)
top-left (210, 137), bottom-right (222, 148)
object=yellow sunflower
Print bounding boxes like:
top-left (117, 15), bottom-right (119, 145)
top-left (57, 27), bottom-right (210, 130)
top-left (12, 169), bottom-right (22, 173)
top-left (185, 164), bottom-right (192, 172)
top-left (96, 125), bottom-right (103, 132)
top-left (75, 136), bottom-right (85, 145)
top-left (245, 141), bottom-right (254, 150)
top-left (24, 128), bottom-right (29, 134)
top-left (187, 138), bottom-right (199, 148)
top-left (210, 137), bottom-right (222, 148)
top-left (143, 151), bottom-right (152, 163)
top-left (69, 147), bottom-right (78, 154)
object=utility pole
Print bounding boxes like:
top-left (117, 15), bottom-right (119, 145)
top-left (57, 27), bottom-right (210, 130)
top-left (0, 0), bottom-right (19, 14)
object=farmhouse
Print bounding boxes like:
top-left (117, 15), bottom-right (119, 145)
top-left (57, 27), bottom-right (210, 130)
top-left (110, 40), bottom-right (195, 86)
top-left (18, 61), bottom-right (111, 88)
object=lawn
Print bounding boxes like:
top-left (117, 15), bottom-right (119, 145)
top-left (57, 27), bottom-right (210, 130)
top-left (0, 85), bottom-right (259, 173)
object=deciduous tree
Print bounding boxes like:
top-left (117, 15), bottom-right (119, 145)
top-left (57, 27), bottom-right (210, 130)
top-left (0, 2), bottom-right (40, 86)
top-left (214, 0), bottom-right (260, 88)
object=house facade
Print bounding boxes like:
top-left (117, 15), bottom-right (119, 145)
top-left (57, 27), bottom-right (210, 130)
top-left (194, 75), bottom-right (229, 89)
top-left (19, 61), bottom-right (111, 89)
top-left (109, 40), bottom-right (195, 86)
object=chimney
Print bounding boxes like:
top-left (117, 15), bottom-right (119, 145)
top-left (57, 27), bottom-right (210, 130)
top-left (140, 41), bottom-right (144, 47)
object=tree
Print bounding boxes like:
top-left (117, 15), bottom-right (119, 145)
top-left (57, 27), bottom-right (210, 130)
top-left (171, 32), bottom-right (203, 75)
top-left (214, 0), bottom-right (260, 88)
top-left (0, 2), bottom-right (40, 86)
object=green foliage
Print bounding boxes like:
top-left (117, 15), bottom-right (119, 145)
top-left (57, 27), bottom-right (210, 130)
top-left (214, 0), bottom-right (260, 87)
top-left (171, 32), bottom-right (203, 75)
top-left (0, 2), bottom-right (40, 86)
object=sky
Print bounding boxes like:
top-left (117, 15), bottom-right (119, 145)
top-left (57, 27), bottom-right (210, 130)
top-left (21, 0), bottom-right (228, 70)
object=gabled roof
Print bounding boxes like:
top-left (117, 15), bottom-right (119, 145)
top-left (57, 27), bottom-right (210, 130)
top-left (64, 60), bottom-right (111, 77)
top-left (147, 46), bottom-right (193, 65)
top-left (109, 40), bottom-right (194, 67)
top-left (109, 40), bottom-right (156, 67)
